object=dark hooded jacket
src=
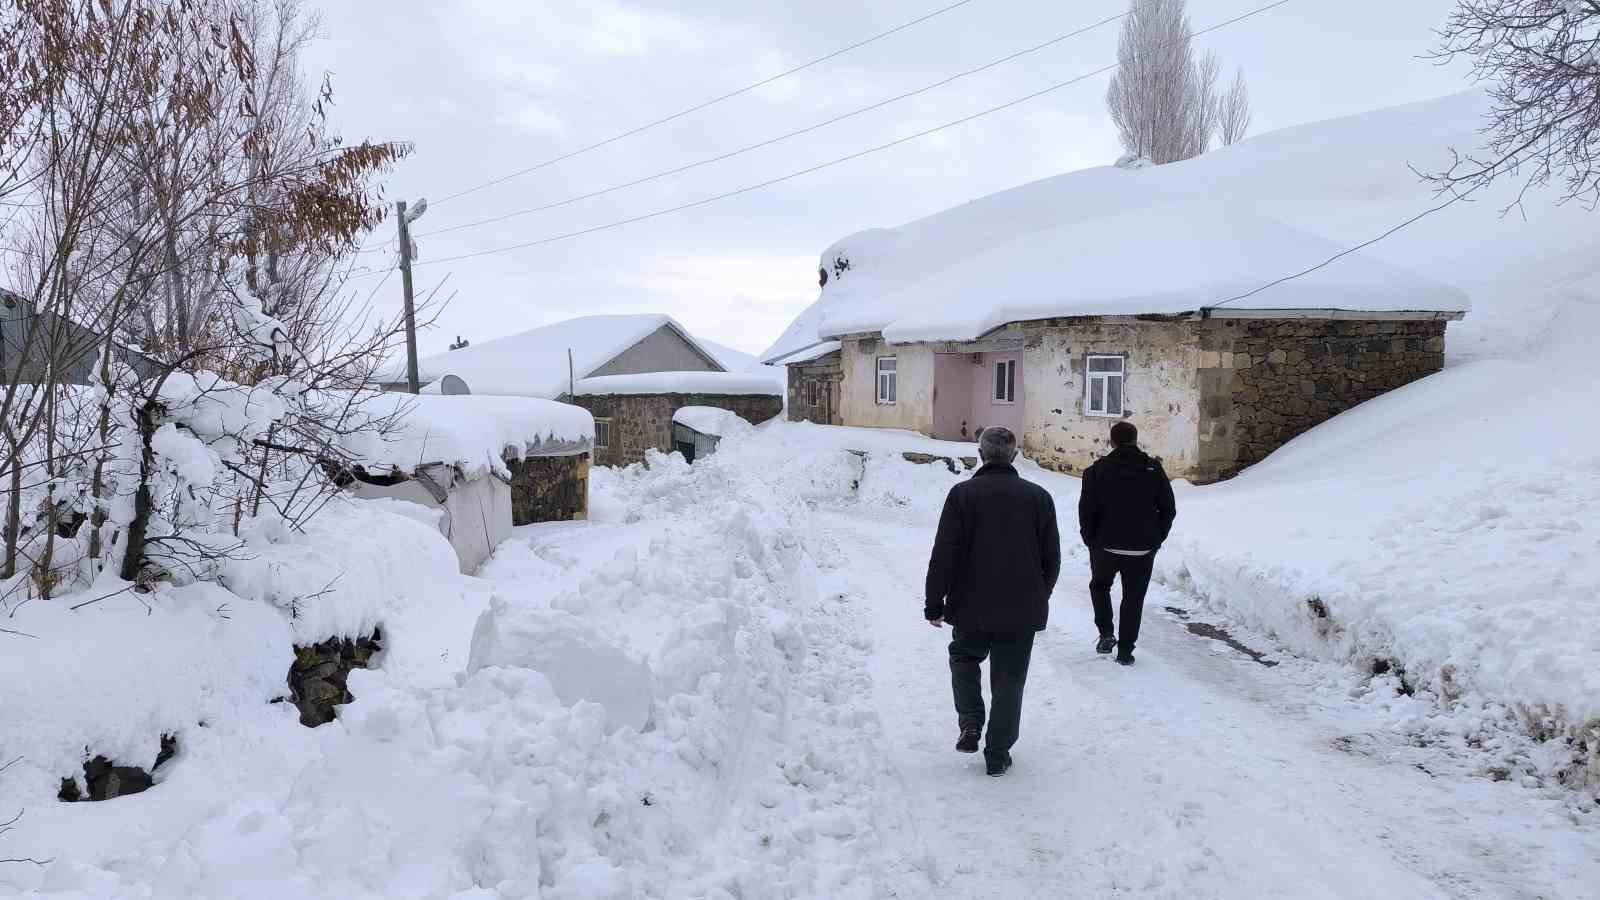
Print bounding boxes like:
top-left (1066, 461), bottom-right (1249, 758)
top-left (924, 463), bottom-right (1062, 633)
top-left (1078, 445), bottom-right (1177, 552)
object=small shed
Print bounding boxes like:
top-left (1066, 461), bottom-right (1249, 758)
top-left (568, 371), bottom-right (782, 467)
top-left (669, 406), bottom-right (754, 462)
top-left (341, 394), bottom-right (594, 573)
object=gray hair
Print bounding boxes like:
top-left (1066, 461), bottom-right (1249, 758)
top-left (977, 426), bottom-right (1018, 465)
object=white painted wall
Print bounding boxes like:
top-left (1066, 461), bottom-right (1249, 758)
top-left (349, 465), bottom-right (513, 574)
top-left (840, 338), bottom-right (935, 434)
top-left (1021, 321), bottom-right (1201, 476)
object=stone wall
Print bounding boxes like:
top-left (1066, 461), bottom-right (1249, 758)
top-left (507, 453), bottom-right (589, 524)
top-left (1194, 317), bottom-right (1447, 481)
top-left (568, 393), bottom-right (783, 467)
top-left (288, 630), bottom-right (383, 727)
top-left (786, 351), bottom-right (843, 425)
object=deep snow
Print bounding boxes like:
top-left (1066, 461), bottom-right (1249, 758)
top-left (5, 426), bottom-right (1597, 898)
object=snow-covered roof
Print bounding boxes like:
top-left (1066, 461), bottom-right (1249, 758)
top-left (382, 314), bottom-right (721, 398)
top-left (671, 406), bottom-right (754, 437)
top-left (768, 340), bottom-right (842, 366)
top-left (766, 91), bottom-right (1489, 354)
top-left (343, 393), bottom-right (594, 478)
top-left (572, 371), bottom-right (782, 397)
top-left (860, 205), bottom-right (1468, 344)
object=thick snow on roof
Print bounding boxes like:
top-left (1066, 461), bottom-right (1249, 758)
top-left (345, 393), bottom-right (593, 477)
top-left (573, 371), bottom-right (782, 397)
top-left (768, 91), bottom-right (1510, 352)
top-left (768, 340), bottom-right (842, 366)
top-left (865, 205), bottom-right (1468, 343)
top-left (381, 314), bottom-right (717, 398)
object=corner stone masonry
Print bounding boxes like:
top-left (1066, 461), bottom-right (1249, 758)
top-left (1196, 318), bottom-right (1446, 481)
top-left (569, 393), bottom-right (782, 467)
top-left (507, 453), bottom-right (589, 524)
top-left (288, 629), bottom-right (383, 727)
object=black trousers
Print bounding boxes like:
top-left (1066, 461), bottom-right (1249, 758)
top-left (1089, 548), bottom-right (1156, 651)
top-left (949, 627), bottom-right (1036, 761)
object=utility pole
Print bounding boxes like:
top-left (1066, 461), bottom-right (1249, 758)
top-left (396, 198), bottom-right (428, 393)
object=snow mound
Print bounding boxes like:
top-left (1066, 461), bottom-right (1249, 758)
top-left (341, 391), bottom-right (593, 478)
top-left (672, 405), bottom-right (754, 437)
top-left (467, 599), bottom-right (654, 734)
top-left (573, 370), bottom-right (782, 396)
top-left (0, 582), bottom-right (291, 799)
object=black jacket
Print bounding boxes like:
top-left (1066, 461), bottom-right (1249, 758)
top-left (1078, 445), bottom-right (1177, 552)
top-left (924, 463), bottom-right (1062, 633)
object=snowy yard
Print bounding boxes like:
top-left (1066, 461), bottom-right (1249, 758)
top-left (5, 424), bottom-right (1597, 899)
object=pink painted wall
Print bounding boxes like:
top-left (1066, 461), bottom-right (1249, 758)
top-left (932, 353), bottom-right (975, 441)
top-left (931, 351), bottom-right (1025, 443)
top-left (971, 351), bottom-right (1025, 440)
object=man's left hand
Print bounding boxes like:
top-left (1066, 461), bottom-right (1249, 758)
top-left (928, 617), bottom-right (943, 628)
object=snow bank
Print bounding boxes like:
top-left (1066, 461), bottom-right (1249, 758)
top-left (341, 392), bottom-right (593, 478)
top-left (0, 582), bottom-right (292, 800)
top-left (467, 600), bottom-right (655, 733)
top-left (671, 405), bottom-right (754, 437)
top-left (573, 370), bottom-right (782, 396)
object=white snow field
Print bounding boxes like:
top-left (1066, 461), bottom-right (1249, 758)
top-left (4, 427), bottom-right (1598, 898)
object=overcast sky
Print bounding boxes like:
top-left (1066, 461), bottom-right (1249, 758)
top-left (304, 0), bottom-right (1472, 358)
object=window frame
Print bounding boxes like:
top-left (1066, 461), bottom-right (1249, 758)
top-left (593, 417), bottom-right (612, 449)
top-left (992, 359), bottom-right (1017, 405)
top-left (1084, 354), bottom-right (1126, 418)
top-left (807, 378), bottom-right (820, 408)
top-left (875, 356), bottom-right (898, 405)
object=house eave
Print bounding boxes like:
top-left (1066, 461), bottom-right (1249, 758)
top-left (1198, 307), bottom-right (1467, 321)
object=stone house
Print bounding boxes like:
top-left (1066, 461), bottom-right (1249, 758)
top-left (379, 314), bottom-right (783, 467)
top-left (771, 341), bottom-right (843, 426)
top-left (768, 203), bottom-right (1468, 482)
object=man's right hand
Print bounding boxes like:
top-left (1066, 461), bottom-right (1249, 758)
top-left (928, 617), bottom-right (944, 628)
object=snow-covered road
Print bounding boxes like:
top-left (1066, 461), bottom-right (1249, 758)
top-left (815, 498), bottom-right (1600, 899)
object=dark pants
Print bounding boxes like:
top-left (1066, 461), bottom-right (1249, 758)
top-left (949, 627), bottom-right (1036, 761)
top-left (1089, 549), bottom-right (1156, 652)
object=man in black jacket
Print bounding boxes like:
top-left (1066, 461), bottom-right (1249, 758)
top-left (925, 427), bottom-right (1062, 777)
top-left (1078, 421), bottom-right (1177, 666)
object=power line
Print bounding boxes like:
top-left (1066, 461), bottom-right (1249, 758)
top-left (1205, 188), bottom-right (1478, 311)
top-left (430, 0), bottom-right (983, 206)
top-left (355, 0), bottom-right (1292, 274)
top-left (417, 9), bottom-right (1129, 241)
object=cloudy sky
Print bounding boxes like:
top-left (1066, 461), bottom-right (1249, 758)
top-left (305, 0), bottom-right (1472, 359)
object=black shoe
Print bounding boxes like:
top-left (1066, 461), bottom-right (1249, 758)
top-left (1115, 651), bottom-right (1135, 666)
top-left (985, 753), bottom-right (1013, 777)
top-left (1095, 633), bottom-right (1117, 654)
top-left (956, 726), bottom-right (981, 754)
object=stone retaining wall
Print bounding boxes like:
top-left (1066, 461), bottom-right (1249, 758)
top-left (568, 393), bottom-right (783, 467)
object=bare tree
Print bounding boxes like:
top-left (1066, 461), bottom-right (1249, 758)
top-left (1432, 0), bottom-right (1600, 206)
top-left (1105, 0), bottom-right (1220, 165)
top-left (1218, 68), bottom-right (1252, 146)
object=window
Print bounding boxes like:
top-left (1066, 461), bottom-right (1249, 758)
top-left (993, 359), bottom-right (1016, 404)
top-left (594, 418), bottom-right (611, 449)
top-left (876, 356), bottom-right (897, 404)
top-left (1085, 355), bottom-right (1125, 417)
top-left (807, 379), bottom-right (820, 408)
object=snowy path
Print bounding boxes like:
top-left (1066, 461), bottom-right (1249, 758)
top-left (819, 508), bottom-right (1600, 899)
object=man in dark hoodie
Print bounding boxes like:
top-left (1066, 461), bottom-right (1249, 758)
top-left (925, 427), bottom-right (1061, 777)
top-left (1078, 421), bottom-right (1177, 666)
